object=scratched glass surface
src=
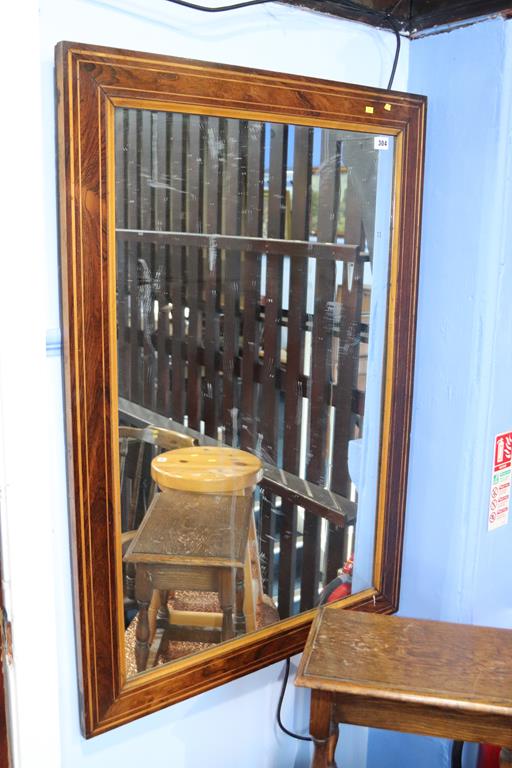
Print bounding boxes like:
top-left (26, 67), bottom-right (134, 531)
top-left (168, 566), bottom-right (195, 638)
top-left (114, 109), bottom-right (395, 676)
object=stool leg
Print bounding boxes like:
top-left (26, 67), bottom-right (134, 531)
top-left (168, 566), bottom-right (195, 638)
top-left (125, 562), bottom-right (136, 601)
top-left (234, 567), bottom-right (246, 636)
top-left (157, 590), bottom-right (170, 625)
top-left (310, 691), bottom-right (337, 768)
top-left (219, 569), bottom-right (235, 641)
top-left (145, 590), bottom-right (171, 668)
top-left (243, 549), bottom-right (257, 633)
top-left (135, 567), bottom-right (153, 672)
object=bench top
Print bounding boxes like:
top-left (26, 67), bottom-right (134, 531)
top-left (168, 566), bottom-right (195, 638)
top-left (296, 607), bottom-right (512, 716)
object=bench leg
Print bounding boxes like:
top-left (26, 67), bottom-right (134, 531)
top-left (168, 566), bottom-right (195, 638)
top-left (310, 691), bottom-right (338, 768)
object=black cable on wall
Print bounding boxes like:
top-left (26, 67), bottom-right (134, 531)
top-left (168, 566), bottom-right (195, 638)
top-left (164, 0), bottom-right (402, 90)
top-left (276, 658), bottom-right (312, 742)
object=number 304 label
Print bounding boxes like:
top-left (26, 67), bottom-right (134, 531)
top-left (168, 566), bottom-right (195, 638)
top-left (374, 136), bottom-right (390, 150)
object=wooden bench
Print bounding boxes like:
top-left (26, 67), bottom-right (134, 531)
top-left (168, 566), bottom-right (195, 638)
top-left (295, 607), bottom-right (512, 767)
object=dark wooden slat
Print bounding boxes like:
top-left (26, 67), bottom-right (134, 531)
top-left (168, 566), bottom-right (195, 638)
top-left (279, 125), bottom-right (313, 618)
top-left (139, 110), bottom-right (155, 409)
top-left (128, 245), bottom-right (140, 403)
top-left (185, 114), bottom-right (203, 430)
top-left (115, 109), bottom-right (130, 399)
top-left (116, 229), bottom-right (358, 262)
top-left (221, 119), bottom-right (242, 445)
top-left (260, 123), bottom-right (288, 596)
top-left (301, 129), bottom-right (341, 612)
top-left (326, 168), bottom-right (365, 583)
top-left (155, 244), bottom-right (170, 415)
top-left (127, 109), bottom-right (141, 403)
top-left (241, 122), bottom-right (265, 450)
top-left (169, 114), bottom-right (185, 422)
top-left (154, 111), bottom-right (171, 415)
top-left (203, 116), bottom-right (222, 437)
top-left (261, 122), bottom-right (288, 458)
top-left (115, 109), bottom-right (126, 230)
top-left (240, 121), bottom-right (264, 453)
top-left (332, 174), bottom-right (364, 484)
top-left (152, 112), bottom-right (170, 232)
top-left (138, 110), bottom-right (152, 230)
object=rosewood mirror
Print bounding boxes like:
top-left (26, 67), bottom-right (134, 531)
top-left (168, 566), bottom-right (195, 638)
top-left (56, 41), bottom-right (425, 737)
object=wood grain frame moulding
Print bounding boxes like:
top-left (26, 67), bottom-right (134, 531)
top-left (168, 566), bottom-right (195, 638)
top-left (55, 40), bottom-right (426, 737)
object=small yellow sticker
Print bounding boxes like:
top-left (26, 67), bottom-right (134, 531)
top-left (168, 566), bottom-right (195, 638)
top-left (384, 103), bottom-right (392, 111)
top-left (365, 106), bottom-right (374, 114)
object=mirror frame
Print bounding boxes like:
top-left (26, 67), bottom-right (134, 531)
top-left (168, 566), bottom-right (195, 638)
top-left (55, 41), bottom-right (426, 737)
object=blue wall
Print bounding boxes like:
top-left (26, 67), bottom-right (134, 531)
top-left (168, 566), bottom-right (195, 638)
top-left (367, 16), bottom-right (512, 768)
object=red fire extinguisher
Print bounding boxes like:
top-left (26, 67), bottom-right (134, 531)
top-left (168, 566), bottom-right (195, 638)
top-left (477, 744), bottom-right (502, 768)
top-left (318, 555), bottom-right (353, 605)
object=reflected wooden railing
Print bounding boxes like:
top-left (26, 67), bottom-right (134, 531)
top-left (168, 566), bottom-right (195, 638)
top-left (115, 111), bottom-right (372, 616)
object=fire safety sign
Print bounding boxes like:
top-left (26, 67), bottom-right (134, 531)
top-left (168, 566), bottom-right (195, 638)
top-left (488, 431), bottom-right (512, 531)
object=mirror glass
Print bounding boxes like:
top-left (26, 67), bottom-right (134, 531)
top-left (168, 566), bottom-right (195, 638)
top-left (114, 108), bottom-right (395, 677)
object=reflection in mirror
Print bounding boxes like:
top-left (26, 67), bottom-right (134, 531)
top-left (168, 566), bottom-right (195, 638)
top-left (114, 110), bottom-right (394, 676)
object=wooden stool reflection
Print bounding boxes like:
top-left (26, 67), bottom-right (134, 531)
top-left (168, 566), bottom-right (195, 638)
top-left (119, 426), bottom-right (197, 607)
top-left (296, 608), bottom-right (512, 768)
top-left (124, 487), bottom-right (254, 672)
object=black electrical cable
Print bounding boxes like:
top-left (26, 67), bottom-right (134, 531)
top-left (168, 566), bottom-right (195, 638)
top-left (164, 0), bottom-right (402, 91)
top-left (164, 0), bottom-right (274, 11)
top-left (326, 1), bottom-right (402, 89)
top-left (383, 12), bottom-right (401, 89)
top-left (451, 740), bottom-right (464, 768)
top-left (276, 658), bottom-right (312, 742)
